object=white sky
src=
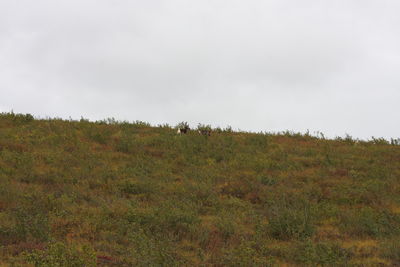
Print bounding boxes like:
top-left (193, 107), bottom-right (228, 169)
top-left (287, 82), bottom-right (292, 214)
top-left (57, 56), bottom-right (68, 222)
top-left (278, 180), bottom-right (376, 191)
top-left (1, 0), bottom-right (399, 139)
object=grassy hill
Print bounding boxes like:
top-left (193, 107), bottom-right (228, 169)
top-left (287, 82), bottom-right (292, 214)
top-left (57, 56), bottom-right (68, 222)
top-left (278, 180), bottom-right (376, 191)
top-left (0, 112), bottom-right (399, 266)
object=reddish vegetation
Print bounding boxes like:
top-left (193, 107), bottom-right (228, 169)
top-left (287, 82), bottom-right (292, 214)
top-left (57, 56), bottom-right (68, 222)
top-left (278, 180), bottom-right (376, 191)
top-left (0, 113), bottom-right (399, 266)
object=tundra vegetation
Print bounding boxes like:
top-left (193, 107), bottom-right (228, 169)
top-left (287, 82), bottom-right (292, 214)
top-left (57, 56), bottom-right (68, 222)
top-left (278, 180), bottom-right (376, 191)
top-left (0, 112), bottom-right (399, 266)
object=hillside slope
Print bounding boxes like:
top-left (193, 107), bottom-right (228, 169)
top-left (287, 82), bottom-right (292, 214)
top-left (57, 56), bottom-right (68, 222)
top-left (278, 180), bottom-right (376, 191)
top-left (0, 113), bottom-right (399, 266)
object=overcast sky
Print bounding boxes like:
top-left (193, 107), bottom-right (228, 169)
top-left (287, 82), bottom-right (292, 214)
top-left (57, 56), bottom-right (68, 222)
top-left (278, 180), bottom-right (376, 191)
top-left (1, 0), bottom-right (399, 139)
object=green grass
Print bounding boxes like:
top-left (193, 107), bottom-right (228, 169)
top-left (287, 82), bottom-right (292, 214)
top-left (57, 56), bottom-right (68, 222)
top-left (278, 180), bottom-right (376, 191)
top-left (0, 112), bottom-right (399, 266)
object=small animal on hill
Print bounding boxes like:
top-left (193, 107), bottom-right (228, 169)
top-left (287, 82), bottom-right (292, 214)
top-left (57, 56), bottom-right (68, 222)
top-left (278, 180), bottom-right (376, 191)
top-left (177, 125), bottom-right (190, 134)
top-left (198, 129), bottom-right (211, 136)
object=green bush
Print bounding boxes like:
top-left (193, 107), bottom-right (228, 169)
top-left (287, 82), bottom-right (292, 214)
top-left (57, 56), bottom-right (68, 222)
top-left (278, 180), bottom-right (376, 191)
top-left (267, 203), bottom-right (315, 240)
top-left (216, 215), bottom-right (237, 241)
top-left (14, 208), bottom-right (50, 242)
top-left (127, 228), bottom-right (180, 266)
top-left (115, 133), bottom-right (141, 154)
top-left (119, 180), bottom-right (156, 196)
top-left (197, 123), bottom-right (212, 134)
top-left (257, 175), bottom-right (277, 186)
top-left (339, 208), bottom-right (400, 238)
top-left (24, 242), bottom-right (96, 267)
top-left (126, 202), bottom-right (200, 239)
top-left (292, 240), bottom-right (350, 265)
top-left (10, 194), bottom-right (54, 243)
top-left (1, 112), bottom-right (35, 124)
top-left (218, 240), bottom-right (275, 267)
top-left (246, 134), bottom-right (269, 148)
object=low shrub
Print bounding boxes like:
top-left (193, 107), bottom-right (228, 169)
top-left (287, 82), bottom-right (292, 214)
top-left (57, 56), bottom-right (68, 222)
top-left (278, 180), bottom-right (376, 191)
top-left (257, 175), bottom-right (277, 186)
top-left (380, 238), bottom-right (400, 265)
top-left (267, 202), bottom-right (315, 240)
top-left (24, 242), bottom-right (96, 267)
top-left (216, 215), bottom-right (237, 241)
top-left (292, 240), bottom-right (350, 265)
top-left (1, 112), bottom-right (35, 125)
top-left (217, 240), bottom-right (275, 267)
top-left (126, 202), bottom-right (200, 239)
top-left (119, 180), bottom-right (156, 196)
top-left (339, 208), bottom-right (400, 238)
top-left (115, 133), bottom-right (142, 154)
top-left (127, 228), bottom-right (180, 266)
top-left (10, 194), bottom-right (55, 243)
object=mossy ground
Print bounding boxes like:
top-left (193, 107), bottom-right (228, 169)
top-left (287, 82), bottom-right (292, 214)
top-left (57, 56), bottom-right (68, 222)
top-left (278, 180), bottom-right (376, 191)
top-left (0, 113), bottom-right (399, 266)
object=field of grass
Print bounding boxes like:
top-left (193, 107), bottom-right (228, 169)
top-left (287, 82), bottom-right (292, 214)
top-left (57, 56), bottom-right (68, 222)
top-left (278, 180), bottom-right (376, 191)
top-left (0, 112), bottom-right (399, 266)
